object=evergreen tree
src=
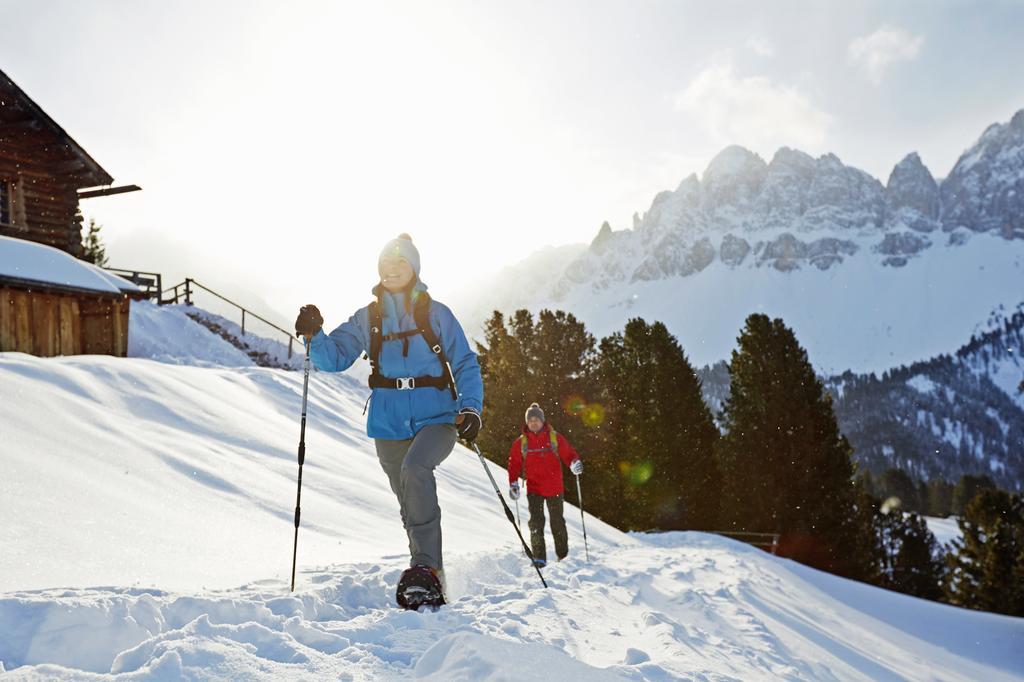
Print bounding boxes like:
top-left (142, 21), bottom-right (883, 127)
top-left (886, 511), bottom-right (944, 600)
top-left (878, 468), bottom-right (921, 512)
top-left (475, 308), bottom-right (602, 506)
top-left (945, 489), bottom-right (1024, 616)
top-left (477, 310), bottom-right (539, 461)
top-left (594, 318), bottom-right (721, 530)
top-left (717, 313), bottom-right (869, 578)
top-left (926, 479), bottom-right (954, 517)
top-left (951, 474), bottom-right (996, 516)
top-left (80, 218), bottom-right (108, 267)
top-left (856, 468), bottom-right (879, 498)
top-left (851, 484), bottom-right (884, 586)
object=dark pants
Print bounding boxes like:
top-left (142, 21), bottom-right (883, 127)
top-left (527, 493), bottom-right (568, 562)
top-left (375, 423), bottom-right (457, 570)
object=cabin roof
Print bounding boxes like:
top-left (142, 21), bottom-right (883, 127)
top-left (0, 68), bottom-right (114, 188)
top-left (0, 235), bottom-right (142, 295)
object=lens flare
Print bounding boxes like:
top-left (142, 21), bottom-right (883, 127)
top-left (618, 459), bottom-right (654, 486)
top-left (630, 461), bottom-right (654, 485)
top-left (565, 395), bottom-right (586, 417)
top-left (581, 402), bottom-right (605, 427)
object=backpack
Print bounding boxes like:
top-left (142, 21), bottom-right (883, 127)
top-left (366, 292), bottom-right (457, 400)
top-left (520, 428), bottom-right (560, 459)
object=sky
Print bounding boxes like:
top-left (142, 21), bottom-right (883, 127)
top-left (2, 0), bottom-right (1022, 330)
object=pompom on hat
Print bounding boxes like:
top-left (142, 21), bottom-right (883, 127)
top-left (525, 403), bottom-right (545, 423)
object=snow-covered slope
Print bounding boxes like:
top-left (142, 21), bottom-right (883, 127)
top-left (698, 303), bottom-right (1024, 489)
top-left (453, 110), bottom-right (1024, 376)
top-left (2, 308), bottom-right (1023, 679)
top-left (128, 300), bottom-right (302, 370)
top-left (827, 302), bottom-right (1024, 489)
top-left (925, 516), bottom-right (963, 550)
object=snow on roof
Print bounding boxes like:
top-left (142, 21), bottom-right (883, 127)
top-left (0, 235), bottom-right (143, 295)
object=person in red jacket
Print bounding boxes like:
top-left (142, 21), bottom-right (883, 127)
top-left (508, 402), bottom-right (583, 566)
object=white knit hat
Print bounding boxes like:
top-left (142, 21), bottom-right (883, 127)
top-left (378, 233), bottom-right (421, 277)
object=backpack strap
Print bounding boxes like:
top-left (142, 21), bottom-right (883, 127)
top-left (413, 293), bottom-right (458, 401)
top-left (522, 427), bottom-right (559, 457)
top-left (368, 299), bottom-right (383, 379)
top-left (366, 292), bottom-right (458, 400)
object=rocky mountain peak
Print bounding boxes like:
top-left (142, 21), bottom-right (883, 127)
top-left (702, 145), bottom-right (767, 182)
top-left (701, 146), bottom-right (768, 221)
top-left (886, 152), bottom-right (939, 231)
top-left (768, 147), bottom-right (816, 173)
top-left (1010, 108), bottom-right (1024, 131)
top-left (941, 109), bottom-right (1024, 239)
top-left (567, 109), bottom-right (1024, 296)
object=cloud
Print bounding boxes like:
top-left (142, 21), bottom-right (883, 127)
top-left (848, 24), bottom-right (924, 84)
top-left (674, 62), bottom-right (832, 153)
top-left (745, 37), bottom-right (775, 58)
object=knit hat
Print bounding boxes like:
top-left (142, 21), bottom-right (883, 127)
top-left (378, 233), bottom-right (421, 278)
top-left (525, 403), bottom-right (545, 423)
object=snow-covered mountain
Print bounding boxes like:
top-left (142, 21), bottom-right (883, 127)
top-left (2, 304), bottom-right (1022, 680)
top-left (698, 303), bottom-right (1024, 490)
top-left (456, 109), bottom-right (1024, 375)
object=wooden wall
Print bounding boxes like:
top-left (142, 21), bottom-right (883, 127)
top-left (0, 151), bottom-right (83, 255)
top-left (0, 287), bottom-right (129, 357)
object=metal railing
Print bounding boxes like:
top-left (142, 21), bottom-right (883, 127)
top-left (105, 267), bottom-right (164, 300)
top-left (162, 277), bottom-right (297, 358)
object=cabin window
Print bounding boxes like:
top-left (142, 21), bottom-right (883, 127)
top-left (0, 179), bottom-right (9, 224)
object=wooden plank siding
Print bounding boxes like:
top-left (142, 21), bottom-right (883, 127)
top-left (0, 154), bottom-right (82, 254)
top-left (0, 286), bottom-right (126, 357)
top-left (0, 129), bottom-right (91, 256)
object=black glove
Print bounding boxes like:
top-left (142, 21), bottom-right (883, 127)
top-left (456, 408), bottom-right (482, 442)
top-left (295, 304), bottom-right (324, 338)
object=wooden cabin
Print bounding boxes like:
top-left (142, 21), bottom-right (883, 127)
top-left (0, 67), bottom-right (142, 357)
top-left (0, 236), bottom-right (143, 356)
top-left (0, 67), bottom-right (134, 255)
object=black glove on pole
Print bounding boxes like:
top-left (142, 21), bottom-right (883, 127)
top-left (295, 305), bottom-right (324, 338)
top-left (456, 408), bottom-right (481, 441)
top-left (290, 340), bottom-right (312, 592)
top-left (469, 441), bottom-right (547, 589)
top-left (575, 474), bottom-right (590, 562)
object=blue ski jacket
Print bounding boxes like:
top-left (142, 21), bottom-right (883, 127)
top-left (308, 283), bottom-right (483, 441)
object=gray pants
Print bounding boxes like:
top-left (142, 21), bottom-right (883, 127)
top-left (375, 423), bottom-right (457, 570)
top-left (528, 493), bottom-right (568, 562)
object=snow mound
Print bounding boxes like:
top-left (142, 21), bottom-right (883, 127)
top-left (0, 235), bottom-right (143, 295)
top-left (127, 300), bottom-right (256, 367)
top-left (2, 534), bottom-right (1021, 680)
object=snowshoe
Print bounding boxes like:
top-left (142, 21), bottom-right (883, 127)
top-left (396, 565), bottom-right (446, 610)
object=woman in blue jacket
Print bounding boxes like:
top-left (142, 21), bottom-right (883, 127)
top-left (295, 234), bottom-right (482, 607)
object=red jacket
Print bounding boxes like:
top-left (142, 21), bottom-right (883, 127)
top-left (507, 424), bottom-right (580, 497)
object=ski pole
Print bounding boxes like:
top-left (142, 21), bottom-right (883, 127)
top-left (515, 477), bottom-right (531, 559)
top-left (290, 341), bottom-right (312, 592)
top-left (514, 492), bottom-right (531, 559)
top-left (470, 442), bottom-right (547, 589)
top-left (575, 473), bottom-right (590, 562)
